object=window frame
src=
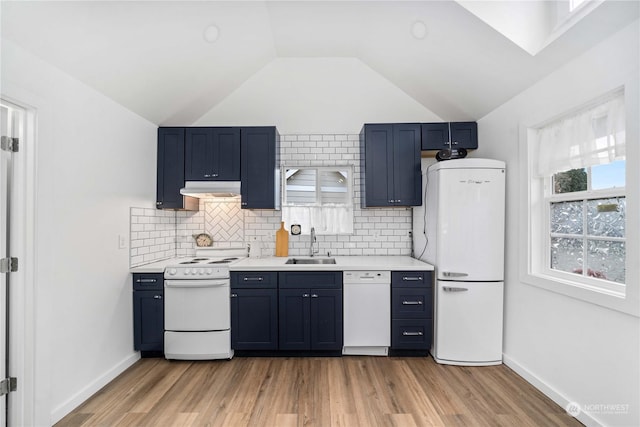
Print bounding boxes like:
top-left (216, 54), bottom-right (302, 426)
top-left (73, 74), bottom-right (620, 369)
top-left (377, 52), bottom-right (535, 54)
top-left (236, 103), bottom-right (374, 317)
top-left (543, 173), bottom-right (626, 295)
top-left (281, 165), bottom-right (354, 235)
top-left (520, 123), bottom-right (638, 317)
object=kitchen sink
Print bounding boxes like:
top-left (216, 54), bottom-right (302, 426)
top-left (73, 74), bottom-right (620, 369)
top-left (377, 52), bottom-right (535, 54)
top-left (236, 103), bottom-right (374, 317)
top-left (285, 258), bottom-right (336, 265)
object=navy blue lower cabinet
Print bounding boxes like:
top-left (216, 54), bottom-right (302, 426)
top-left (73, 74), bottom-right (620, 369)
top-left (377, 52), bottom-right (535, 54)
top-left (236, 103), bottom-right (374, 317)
top-left (310, 289), bottom-right (343, 351)
top-left (278, 271), bottom-right (343, 351)
top-left (231, 288), bottom-right (278, 350)
top-left (391, 271), bottom-right (433, 352)
top-left (279, 289), bottom-right (311, 350)
top-left (133, 273), bottom-right (164, 355)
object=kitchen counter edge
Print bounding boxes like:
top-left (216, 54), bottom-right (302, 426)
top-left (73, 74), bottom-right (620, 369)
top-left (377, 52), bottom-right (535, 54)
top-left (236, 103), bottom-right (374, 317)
top-left (130, 256), bottom-right (434, 273)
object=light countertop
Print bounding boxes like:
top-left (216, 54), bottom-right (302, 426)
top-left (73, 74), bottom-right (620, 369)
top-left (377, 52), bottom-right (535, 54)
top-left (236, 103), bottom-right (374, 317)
top-left (231, 256), bottom-right (434, 272)
top-left (131, 256), bottom-right (434, 273)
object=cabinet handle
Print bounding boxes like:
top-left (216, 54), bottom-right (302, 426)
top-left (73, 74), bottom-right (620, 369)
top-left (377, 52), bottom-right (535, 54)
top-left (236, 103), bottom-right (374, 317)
top-left (402, 331), bottom-right (423, 336)
top-left (311, 294), bottom-right (318, 298)
top-left (204, 174), bottom-right (212, 178)
top-left (212, 173), bottom-right (219, 177)
top-left (231, 293), bottom-right (238, 298)
top-left (402, 300), bottom-right (423, 305)
top-left (243, 277), bottom-right (263, 281)
top-left (136, 278), bottom-right (157, 283)
top-left (153, 295), bottom-right (162, 299)
top-left (302, 293), bottom-right (310, 298)
top-left (156, 201), bottom-right (163, 205)
top-left (396, 199), bottom-right (401, 203)
top-left (402, 276), bottom-right (422, 281)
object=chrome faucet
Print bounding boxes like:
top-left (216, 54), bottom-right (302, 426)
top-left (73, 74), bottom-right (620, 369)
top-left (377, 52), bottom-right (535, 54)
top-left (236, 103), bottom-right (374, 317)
top-left (309, 227), bottom-right (319, 257)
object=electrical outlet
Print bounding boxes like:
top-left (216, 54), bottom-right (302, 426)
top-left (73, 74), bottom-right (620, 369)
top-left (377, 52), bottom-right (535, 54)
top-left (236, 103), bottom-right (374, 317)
top-left (118, 234), bottom-right (127, 249)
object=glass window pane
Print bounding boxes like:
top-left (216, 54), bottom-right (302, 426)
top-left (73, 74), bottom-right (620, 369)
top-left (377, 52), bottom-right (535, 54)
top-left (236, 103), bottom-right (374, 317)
top-left (587, 197), bottom-right (625, 238)
top-left (285, 168), bottom-right (316, 204)
top-left (320, 170), bottom-right (348, 204)
top-left (553, 168), bottom-right (587, 194)
top-left (587, 240), bottom-right (625, 284)
top-left (550, 201), bottom-right (583, 235)
top-left (591, 160), bottom-right (625, 190)
top-left (551, 237), bottom-right (583, 275)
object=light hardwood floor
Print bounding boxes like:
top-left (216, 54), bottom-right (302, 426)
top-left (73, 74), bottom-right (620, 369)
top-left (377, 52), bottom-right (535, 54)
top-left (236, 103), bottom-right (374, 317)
top-left (55, 356), bottom-right (582, 427)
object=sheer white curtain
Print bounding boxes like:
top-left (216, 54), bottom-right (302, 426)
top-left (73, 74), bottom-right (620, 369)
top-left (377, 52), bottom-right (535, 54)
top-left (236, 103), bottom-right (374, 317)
top-left (536, 93), bottom-right (625, 177)
top-left (282, 204), bottom-right (353, 234)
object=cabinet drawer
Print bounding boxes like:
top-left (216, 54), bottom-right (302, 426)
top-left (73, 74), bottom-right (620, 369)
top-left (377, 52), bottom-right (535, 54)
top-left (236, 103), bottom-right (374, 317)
top-left (133, 273), bottom-right (164, 291)
top-left (278, 272), bottom-right (342, 289)
top-left (231, 272), bottom-right (277, 288)
top-left (391, 319), bottom-right (432, 350)
top-left (392, 271), bottom-right (432, 287)
top-left (392, 288), bottom-right (432, 319)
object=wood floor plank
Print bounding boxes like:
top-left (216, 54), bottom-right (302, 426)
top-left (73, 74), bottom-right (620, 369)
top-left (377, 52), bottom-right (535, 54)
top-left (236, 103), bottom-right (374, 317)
top-left (55, 356), bottom-right (582, 427)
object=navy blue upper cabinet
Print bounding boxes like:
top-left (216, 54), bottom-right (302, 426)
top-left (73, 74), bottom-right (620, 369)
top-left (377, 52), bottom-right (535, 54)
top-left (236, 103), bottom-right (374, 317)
top-left (361, 123), bottom-right (421, 207)
top-left (240, 127), bottom-right (280, 209)
top-left (421, 122), bottom-right (478, 150)
top-left (185, 127), bottom-right (240, 181)
top-left (156, 128), bottom-right (198, 210)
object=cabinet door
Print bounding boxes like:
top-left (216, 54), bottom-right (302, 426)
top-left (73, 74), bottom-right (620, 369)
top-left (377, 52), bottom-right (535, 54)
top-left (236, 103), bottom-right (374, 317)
top-left (133, 290), bottom-right (164, 352)
top-left (241, 127), bottom-right (279, 209)
top-left (157, 128), bottom-right (191, 209)
top-left (214, 128), bottom-right (241, 180)
top-left (278, 289), bottom-right (310, 350)
top-left (450, 122), bottom-right (478, 149)
top-left (392, 124), bottom-right (421, 206)
top-left (231, 288), bottom-right (278, 350)
top-left (421, 123), bottom-right (449, 150)
top-left (310, 289), bottom-right (343, 350)
top-left (362, 124), bottom-right (394, 207)
top-left (185, 127), bottom-right (212, 180)
top-left (185, 128), bottom-right (241, 181)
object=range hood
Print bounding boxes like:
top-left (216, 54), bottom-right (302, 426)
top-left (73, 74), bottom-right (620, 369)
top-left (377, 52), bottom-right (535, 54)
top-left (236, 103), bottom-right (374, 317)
top-left (180, 181), bottom-right (241, 198)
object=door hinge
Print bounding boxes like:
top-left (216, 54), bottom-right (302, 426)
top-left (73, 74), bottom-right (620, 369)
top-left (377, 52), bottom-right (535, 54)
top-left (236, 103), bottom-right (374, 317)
top-left (1, 136), bottom-right (19, 153)
top-left (0, 257), bottom-right (18, 273)
top-left (0, 377), bottom-right (17, 396)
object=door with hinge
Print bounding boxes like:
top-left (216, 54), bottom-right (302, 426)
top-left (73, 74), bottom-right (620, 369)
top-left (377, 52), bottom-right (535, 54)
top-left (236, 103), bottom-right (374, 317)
top-left (1, 101), bottom-right (20, 427)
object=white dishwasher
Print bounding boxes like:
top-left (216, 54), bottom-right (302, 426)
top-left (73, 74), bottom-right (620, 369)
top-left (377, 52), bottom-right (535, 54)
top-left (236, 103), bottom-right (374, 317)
top-left (343, 271), bottom-right (390, 356)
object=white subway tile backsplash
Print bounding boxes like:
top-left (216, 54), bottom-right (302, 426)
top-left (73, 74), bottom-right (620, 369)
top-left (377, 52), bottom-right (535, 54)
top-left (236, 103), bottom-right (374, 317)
top-left (130, 132), bottom-right (412, 266)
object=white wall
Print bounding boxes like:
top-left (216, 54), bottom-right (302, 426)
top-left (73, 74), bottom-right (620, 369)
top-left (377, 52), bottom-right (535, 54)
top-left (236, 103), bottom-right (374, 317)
top-left (477, 20), bottom-right (639, 427)
top-left (1, 39), bottom-right (157, 425)
top-left (193, 57), bottom-right (442, 133)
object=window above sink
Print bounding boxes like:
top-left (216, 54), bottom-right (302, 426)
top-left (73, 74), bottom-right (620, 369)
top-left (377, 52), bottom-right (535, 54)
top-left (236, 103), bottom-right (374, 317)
top-left (281, 166), bottom-right (354, 235)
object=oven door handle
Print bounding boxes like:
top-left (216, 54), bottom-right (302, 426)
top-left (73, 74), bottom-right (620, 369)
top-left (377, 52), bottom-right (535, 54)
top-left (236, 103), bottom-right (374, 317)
top-left (164, 280), bottom-right (229, 288)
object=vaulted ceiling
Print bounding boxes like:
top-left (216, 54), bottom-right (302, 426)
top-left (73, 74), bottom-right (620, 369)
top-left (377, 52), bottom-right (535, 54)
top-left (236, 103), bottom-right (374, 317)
top-left (1, 1), bottom-right (637, 125)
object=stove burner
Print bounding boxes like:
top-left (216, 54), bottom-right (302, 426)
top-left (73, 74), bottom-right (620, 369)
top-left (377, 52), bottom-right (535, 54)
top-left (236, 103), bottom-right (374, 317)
top-left (192, 258), bottom-right (209, 261)
top-left (223, 257), bottom-right (239, 261)
top-left (179, 261), bottom-right (199, 264)
top-left (208, 260), bottom-right (231, 264)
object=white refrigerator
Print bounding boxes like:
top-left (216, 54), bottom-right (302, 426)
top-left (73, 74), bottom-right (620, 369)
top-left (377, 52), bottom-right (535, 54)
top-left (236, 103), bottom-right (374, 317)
top-left (413, 158), bottom-right (505, 366)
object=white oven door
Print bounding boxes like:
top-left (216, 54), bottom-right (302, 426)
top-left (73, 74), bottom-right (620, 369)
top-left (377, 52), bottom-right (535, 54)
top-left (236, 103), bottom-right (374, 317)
top-left (164, 279), bottom-right (230, 331)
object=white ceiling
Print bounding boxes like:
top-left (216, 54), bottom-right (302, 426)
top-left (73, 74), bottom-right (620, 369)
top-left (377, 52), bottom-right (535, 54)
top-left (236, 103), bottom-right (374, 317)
top-left (1, 1), bottom-right (638, 125)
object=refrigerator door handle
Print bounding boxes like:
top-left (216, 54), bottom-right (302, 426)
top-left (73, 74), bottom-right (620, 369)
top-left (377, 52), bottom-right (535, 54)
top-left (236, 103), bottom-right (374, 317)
top-left (443, 286), bottom-right (469, 292)
top-left (442, 271), bottom-right (468, 278)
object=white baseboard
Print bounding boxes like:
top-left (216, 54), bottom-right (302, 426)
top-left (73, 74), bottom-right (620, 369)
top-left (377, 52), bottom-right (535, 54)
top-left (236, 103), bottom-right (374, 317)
top-left (50, 352), bottom-right (140, 425)
top-left (503, 354), bottom-right (602, 427)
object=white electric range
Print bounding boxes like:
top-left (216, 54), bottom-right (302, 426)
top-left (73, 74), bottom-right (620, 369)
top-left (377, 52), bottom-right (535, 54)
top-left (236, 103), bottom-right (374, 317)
top-left (163, 247), bottom-right (246, 360)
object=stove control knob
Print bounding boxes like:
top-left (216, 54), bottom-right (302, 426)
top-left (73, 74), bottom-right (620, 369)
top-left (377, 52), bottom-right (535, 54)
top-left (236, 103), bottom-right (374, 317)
top-left (197, 269), bottom-right (203, 275)
top-left (185, 269), bottom-right (191, 275)
top-left (205, 269), bottom-right (213, 275)
top-left (167, 268), bottom-right (177, 276)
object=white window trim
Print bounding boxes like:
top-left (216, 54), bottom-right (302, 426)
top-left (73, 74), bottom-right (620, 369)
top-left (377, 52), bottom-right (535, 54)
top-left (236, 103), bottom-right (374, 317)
top-left (281, 165), bottom-right (354, 235)
top-left (544, 184), bottom-right (626, 295)
top-left (519, 125), bottom-right (639, 317)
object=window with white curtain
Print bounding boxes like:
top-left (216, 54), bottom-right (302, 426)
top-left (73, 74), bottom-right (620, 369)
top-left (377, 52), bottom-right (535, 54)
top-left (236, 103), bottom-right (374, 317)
top-left (281, 166), bottom-right (353, 235)
top-left (531, 91), bottom-right (626, 295)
